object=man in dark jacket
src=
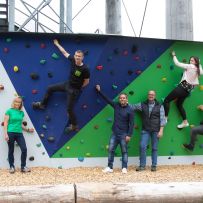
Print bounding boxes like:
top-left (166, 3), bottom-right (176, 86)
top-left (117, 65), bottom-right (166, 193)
top-left (183, 104), bottom-right (203, 151)
top-left (96, 85), bottom-right (134, 174)
top-left (131, 90), bottom-right (166, 172)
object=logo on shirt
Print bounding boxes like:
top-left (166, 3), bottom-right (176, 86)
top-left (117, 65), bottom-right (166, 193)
top-left (74, 70), bottom-right (82, 77)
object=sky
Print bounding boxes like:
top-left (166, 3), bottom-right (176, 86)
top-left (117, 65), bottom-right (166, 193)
top-left (3, 0), bottom-right (203, 42)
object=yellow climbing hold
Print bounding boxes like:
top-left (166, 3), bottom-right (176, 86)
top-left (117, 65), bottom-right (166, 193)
top-left (66, 146), bottom-right (70, 150)
top-left (161, 77), bottom-right (167, 82)
top-left (13, 66), bottom-right (19, 72)
top-left (199, 85), bottom-right (203, 91)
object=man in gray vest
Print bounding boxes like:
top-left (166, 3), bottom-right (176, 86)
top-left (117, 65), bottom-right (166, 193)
top-left (130, 90), bottom-right (166, 172)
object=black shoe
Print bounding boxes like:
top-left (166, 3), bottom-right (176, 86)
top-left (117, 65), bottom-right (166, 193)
top-left (151, 166), bottom-right (157, 172)
top-left (183, 143), bottom-right (194, 151)
top-left (64, 125), bottom-right (79, 134)
top-left (136, 166), bottom-right (146, 171)
top-left (32, 102), bottom-right (45, 110)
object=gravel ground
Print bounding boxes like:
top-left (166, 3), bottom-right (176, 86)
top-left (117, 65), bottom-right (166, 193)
top-left (0, 165), bottom-right (203, 186)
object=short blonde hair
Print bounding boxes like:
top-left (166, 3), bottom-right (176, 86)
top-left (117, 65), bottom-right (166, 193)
top-left (11, 97), bottom-right (23, 110)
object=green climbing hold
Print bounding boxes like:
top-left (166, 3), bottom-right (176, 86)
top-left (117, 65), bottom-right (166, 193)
top-left (40, 59), bottom-right (46, 65)
top-left (52, 53), bottom-right (59, 59)
top-left (36, 143), bottom-right (41, 147)
top-left (6, 38), bottom-right (12, 43)
top-left (112, 84), bottom-right (117, 89)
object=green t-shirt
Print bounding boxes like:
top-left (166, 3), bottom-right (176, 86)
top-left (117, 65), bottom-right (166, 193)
top-left (5, 108), bottom-right (24, 133)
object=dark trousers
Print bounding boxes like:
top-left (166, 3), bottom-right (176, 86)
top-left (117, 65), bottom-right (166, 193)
top-left (190, 125), bottom-right (203, 147)
top-left (41, 82), bottom-right (81, 126)
top-left (163, 85), bottom-right (189, 120)
top-left (7, 132), bottom-right (27, 169)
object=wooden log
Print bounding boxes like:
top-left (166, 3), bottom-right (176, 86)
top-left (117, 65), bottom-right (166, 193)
top-left (0, 184), bottom-right (74, 203)
top-left (76, 182), bottom-right (203, 203)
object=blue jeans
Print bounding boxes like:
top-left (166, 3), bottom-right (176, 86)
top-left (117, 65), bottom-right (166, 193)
top-left (139, 130), bottom-right (159, 167)
top-left (7, 132), bottom-right (27, 169)
top-left (108, 134), bottom-right (128, 169)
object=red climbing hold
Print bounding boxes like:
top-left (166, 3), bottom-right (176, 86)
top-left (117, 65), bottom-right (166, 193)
top-left (40, 43), bottom-right (46, 49)
top-left (32, 89), bottom-right (38, 94)
top-left (96, 65), bottom-right (103, 70)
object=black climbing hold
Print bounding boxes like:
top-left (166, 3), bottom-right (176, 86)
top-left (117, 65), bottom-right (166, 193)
top-left (29, 156), bottom-right (34, 161)
top-left (30, 73), bottom-right (39, 80)
top-left (83, 50), bottom-right (88, 56)
top-left (22, 121), bottom-right (27, 126)
top-left (47, 136), bottom-right (55, 143)
top-left (131, 45), bottom-right (137, 53)
top-left (114, 48), bottom-right (119, 55)
top-left (48, 72), bottom-right (53, 78)
top-left (128, 70), bottom-right (133, 75)
top-left (129, 91), bottom-right (134, 95)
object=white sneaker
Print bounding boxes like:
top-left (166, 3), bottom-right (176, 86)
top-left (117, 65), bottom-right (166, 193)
top-left (177, 122), bottom-right (189, 129)
top-left (102, 167), bottom-right (113, 173)
top-left (122, 168), bottom-right (127, 174)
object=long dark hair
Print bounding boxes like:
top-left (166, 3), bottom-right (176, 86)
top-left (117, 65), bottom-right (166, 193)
top-left (190, 56), bottom-right (200, 76)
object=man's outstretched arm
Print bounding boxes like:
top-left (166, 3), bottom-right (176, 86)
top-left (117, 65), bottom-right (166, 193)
top-left (53, 39), bottom-right (70, 58)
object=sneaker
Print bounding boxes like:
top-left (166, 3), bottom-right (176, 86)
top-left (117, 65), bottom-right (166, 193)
top-left (65, 124), bottom-right (79, 134)
top-left (102, 167), bottom-right (113, 173)
top-left (32, 102), bottom-right (45, 110)
top-left (122, 168), bottom-right (127, 174)
top-left (21, 166), bottom-right (31, 173)
top-left (177, 122), bottom-right (189, 129)
top-left (136, 166), bottom-right (146, 171)
top-left (151, 166), bottom-right (157, 172)
top-left (183, 143), bottom-right (194, 151)
top-left (9, 167), bottom-right (15, 174)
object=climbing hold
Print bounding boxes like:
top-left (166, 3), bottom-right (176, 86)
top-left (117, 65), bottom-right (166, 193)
top-left (6, 38), bottom-right (12, 43)
top-left (59, 153), bottom-right (63, 157)
top-left (36, 143), bottom-right (41, 147)
top-left (13, 66), bottom-right (19, 72)
top-left (170, 151), bottom-right (174, 156)
top-left (131, 45), bottom-right (137, 53)
top-left (47, 72), bottom-right (53, 78)
top-left (0, 85), bottom-right (4, 90)
top-left (192, 161), bottom-right (195, 165)
top-left (135, 70), bottom-right (142, 75)
top-left (1, 122), bottom-right (4, 126)
top-left (168, 157), bottom-right (171, 159)
top-left (161, 77), bottom-right (167, 82)
top-left (134, 124), bottom-right (139, 129)
top-left (157, 64), bottom-right (162, 69)
top-left (3, 47), bottom-right (9, 53)
top-left (123, 50), bottom-right (128, 56)
top-left (94, 125), bottom-right (99, 129)
top-left (96, 65), bottom-right (103, 70)
top-left (86, 152), bottom-right (91, 157)
top-left (161, 98), bottom-right (165, 103)
top-left (170, 65), bottom-right (174, 70)
top-left (82, 104), bottom-right (88, 109)
top-left (78, 157), bottom-right (84, 162)
top-left (42, 152), bottom-right (45, 155)
top-left (30, 72), bottom-right (39, 80)
top-left (25, 43), bottom-right (31, 48)
top-left (42, 124), bottom-right (47, 129)
top-left (47, 136), bottom-right (55, 142)
top-left (199, 85), bottom-right (203, 91)
top-left (40, 43), bottom-right (46, 49)
top-left (32, 89), bottom-right (38, 94)
top-left (106, 117), bottom-right (113, 123)
top-left (40, 133), bottom-right (45, 138)
top-left (45, 115), bottom-right (51, 122)
top-left (199, 144), bottom-right (203, 149)
top-left (66, 146), bottom-right (70, 150)
top-left (182, 58), bottom-right (187, 63)
top-left (128, 70), bottom-right (133, 75)
top-left (106, 145), bottom-right (109, 150)
top-left (83, 50), bottom-right (88, 56)
top-left (29, 156), bottom-right (34, 161)
top-left (129, 91), bottom-right (134, 95)
top-left (112, 84), bottom-right (117, 89)
top-left (52, 53), bottom-right (59, 59)
top-left (107, 55), bottom-right (112, 61)
top-left (114, 48), bottom-right (119, 55)
top-left (109, 70), bottom-right (114, 75)
top-left (96, 99), bottom-right (101, 104)
top-left (133, 56), bottom-right (140, 61)
top-left (80, 139), bottom-right (84, 144)
top-left (190, 124), bottom-right (195, 128)
top-left (58, 166), bottom-right (62, 169)
top-left (40, 59), bottom-right (46, 65)
top-left (22, 121), bottom-right (27, 126)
